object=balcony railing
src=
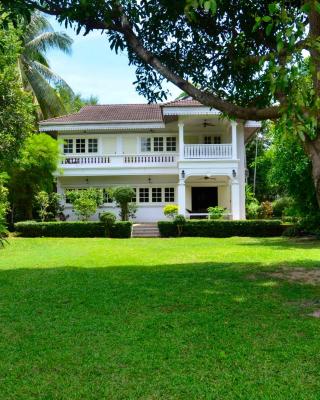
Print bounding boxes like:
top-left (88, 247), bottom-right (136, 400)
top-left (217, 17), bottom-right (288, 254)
top-left (61, 153), bottom-right (177, 168)
top-left (61, 155), bottom-right (110, 165)
top-left (60, 145), bottom-right (233, 168)
top-left (184, 144), bottom-right (232, 159)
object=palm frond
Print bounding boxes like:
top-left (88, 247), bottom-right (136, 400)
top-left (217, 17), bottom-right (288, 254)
top-left (31, 60), bottom-right (74, 93)
top-left (23, 63), bottom-right (67, 119)
top-left (23, 12), bottom-right (53, 43)
top-left (25, 31), bottom-right (73, 55)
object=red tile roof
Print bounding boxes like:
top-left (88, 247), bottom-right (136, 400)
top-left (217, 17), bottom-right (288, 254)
top-left (39, 97), bottom-right (205, 125)
top-left (40, 104), bottom-right (163, 124)
top-left (163, 98), bottom-right (203, 107)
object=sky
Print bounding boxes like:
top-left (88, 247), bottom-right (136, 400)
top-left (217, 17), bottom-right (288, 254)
top-left (47, 17), bottom-right (181, 104)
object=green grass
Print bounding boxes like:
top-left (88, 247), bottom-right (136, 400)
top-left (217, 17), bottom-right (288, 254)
top-left (0, 237), bottom-right (320, 399)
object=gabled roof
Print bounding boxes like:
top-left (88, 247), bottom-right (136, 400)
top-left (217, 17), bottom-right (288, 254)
top-left (163, 97), bottom-right (202, 107)
top-left (39, 104), bottom-right (163, 125)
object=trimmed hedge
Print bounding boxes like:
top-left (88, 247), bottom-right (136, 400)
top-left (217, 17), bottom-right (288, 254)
top-left (14, 221), bottom-right (132, 238)
top-left (158, 219), bottom-right (284, 238)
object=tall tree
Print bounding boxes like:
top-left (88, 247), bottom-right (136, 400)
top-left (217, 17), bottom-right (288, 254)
top-left (4, 1), bottom-right (320, 207)
top-left (0, 13), bottom-right (35, 169)
top-left (19, 12), bottom-right (73, 118)
top-left (8, 133), bottom-right (60, 220)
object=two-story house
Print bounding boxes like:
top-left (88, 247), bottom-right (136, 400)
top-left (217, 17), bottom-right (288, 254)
top-left (39, 97), bottom-right (261, 222)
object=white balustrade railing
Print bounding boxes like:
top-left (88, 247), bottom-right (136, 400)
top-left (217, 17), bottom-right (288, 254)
top-left (61, 153), bottom-right (177, 167)
top-left (61, 146), bottom-right (232, 167)
top-left (124, 154), bottom-right (177, 165)
top-left (184, 144), bottom-right (232, 159)
top-left (62, 155), bottom-right (110, 165)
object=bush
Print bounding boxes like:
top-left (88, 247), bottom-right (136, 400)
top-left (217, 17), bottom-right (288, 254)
top-left (158, 219), bottom-right (284, 238)
top-left (207, 206), bottom-right (225, 220)
top-left (272, 197), bottom-right (294, 218)
top-left (173, 214), bottom-right (186, 236)
top-left (67, 188), bottom-right (104, 221)
top-left (14, 221), bottom-right (132, 238)
top-left (258, 201), bottom-right (273, 219)
top-left (107, 187), bottom-right (136, 221)
top-left (99, 211), bottom-right (116, 237)
top-left (163, 204), bottom-right (178, 219)
top-left (246, 202), bottom-right (260, 219)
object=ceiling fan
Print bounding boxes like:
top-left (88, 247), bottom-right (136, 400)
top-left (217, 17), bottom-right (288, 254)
top-left (204, 174), bottom-right (216, 180)
top-left (203, 119), bottom-right (215, 128)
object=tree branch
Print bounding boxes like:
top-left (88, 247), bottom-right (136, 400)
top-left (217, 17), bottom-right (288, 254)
top-left (27, 0), bottom-right (282, 120)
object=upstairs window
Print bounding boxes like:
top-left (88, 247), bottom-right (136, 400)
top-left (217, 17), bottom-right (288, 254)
top-left (154, 137), bottom-right (164, 152)
top-left (88, 138), bottom-right (98, 153)
top-left (214, 136), bottom-right (221, 144)
top-left (166, 137), bottom-right (176, 152)
top-left (204, 136), bottom-right (212, 144)
top-left (141, 137), bottom-right (151, 152)
top-left (64, 139), bottom-right (73, 154)
top-left (76, 138), bottom-right (86, 153)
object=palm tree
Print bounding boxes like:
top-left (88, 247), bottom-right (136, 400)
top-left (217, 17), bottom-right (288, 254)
top-left (19, 12), bottom-right (73, 119)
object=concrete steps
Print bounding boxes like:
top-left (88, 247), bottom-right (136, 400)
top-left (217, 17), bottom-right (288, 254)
top-left (132, 223), bottom-right (160, 238)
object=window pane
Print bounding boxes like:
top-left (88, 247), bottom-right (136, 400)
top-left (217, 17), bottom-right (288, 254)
top-left (139, 188), bottom-right (149, 203)
top-left (164, 187), bottom-right (175, 202)
top-left (63, 139), bottom-right (73, 154)
top-left (152, 188), bottom-right (162, 202)
top-left (141, 137), bottom-right (151, 152)
top-left (76, 138), bottom-right (86, 153)
top-left (103, 189), bottom-right (113, 203)
top-left (204, 136), bottom-right (212, 144)
top-left (88, 138), bottom-right (98, 153)
top-left (166, 137), bottom-right (176, 151)
top-left (214, 136), bottom-right (221, 144)
top-left (154, 137), bottom-right (164, 152)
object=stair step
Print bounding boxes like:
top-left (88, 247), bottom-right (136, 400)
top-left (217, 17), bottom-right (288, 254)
top-left (132, 223), bottom-right (160, 238)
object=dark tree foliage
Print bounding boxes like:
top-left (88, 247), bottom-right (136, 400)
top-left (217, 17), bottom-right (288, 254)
top-left (4, 1), bottom-right (320, 207)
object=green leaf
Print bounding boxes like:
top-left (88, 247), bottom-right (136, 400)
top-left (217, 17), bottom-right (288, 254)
top-left (266, 23), bottom-right (273, 36)
top-left (262, 16), bottom-right (272, 22)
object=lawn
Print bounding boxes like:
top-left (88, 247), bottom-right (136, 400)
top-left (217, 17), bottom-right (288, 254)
top-left (0, 237), bottom-right (320, 399)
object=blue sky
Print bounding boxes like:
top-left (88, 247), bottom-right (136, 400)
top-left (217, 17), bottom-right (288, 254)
top-left (47, 17), bottom-right (181, 104)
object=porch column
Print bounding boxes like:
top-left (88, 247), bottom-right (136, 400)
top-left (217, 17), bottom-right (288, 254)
top-left (231, 179), bottom-right (240, 220)
top-left (178, 122), bottom-right (184, 161)
top-left (231, 121), bottom-right (237, 159)
top-left (178, 178), bottom-right (186, 216)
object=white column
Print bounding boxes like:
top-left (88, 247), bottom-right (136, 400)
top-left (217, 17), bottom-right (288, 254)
top-left (178, 178), bottom-right (186, 216)
top-left (116, 135), bottom-right (123, 154)
top-left (231, 179), bottom-right (240, 220)
top-left (231, 121), bottom-right (237, 159)
top-left (178, 122), bottom-right (184, 161)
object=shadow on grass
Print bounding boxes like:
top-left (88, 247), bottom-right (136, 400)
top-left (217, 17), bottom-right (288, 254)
top-left (235, 236), bottom-right (320, 250)
top-left (0, 261), bottom-right (320, 399)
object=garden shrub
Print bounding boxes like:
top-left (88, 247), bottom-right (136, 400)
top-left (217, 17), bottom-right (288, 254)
top-left (258, 201), bottom-right (273, 219)
top-left (207, 206), bottom-right (225, 219)
top-left (107, 187), bottom-right (136, 221)
top-left (173, 214), bottom-right (186, 236)
top-left (272, 197), bottom-right (294, 218)
top-left (67, 188), bottom-right (104, 221)
top-left (158, 219), bottom-right (284, 238)
top-left (14, 220), bottom-right (132, 238)
top-left (99, 211), bottom-right (116, 237)
top-left (163, 204), bottom-right (178, 219)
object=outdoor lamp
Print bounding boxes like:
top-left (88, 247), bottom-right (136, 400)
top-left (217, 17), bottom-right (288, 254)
top-left (232, 169), bottom-right (236, 178)
top-left (181, 170), bottom-right (185, 179)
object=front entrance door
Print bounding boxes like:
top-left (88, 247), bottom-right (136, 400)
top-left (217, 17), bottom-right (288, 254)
top-left (192, 187), bottom-right (218, 212)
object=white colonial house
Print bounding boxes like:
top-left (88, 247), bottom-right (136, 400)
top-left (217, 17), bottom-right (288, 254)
top-left (39, 97), bottom-right (261, 222)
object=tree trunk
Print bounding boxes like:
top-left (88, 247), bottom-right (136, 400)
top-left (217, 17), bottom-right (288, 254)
top-left (305, 137), bottom-right (320, 208)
